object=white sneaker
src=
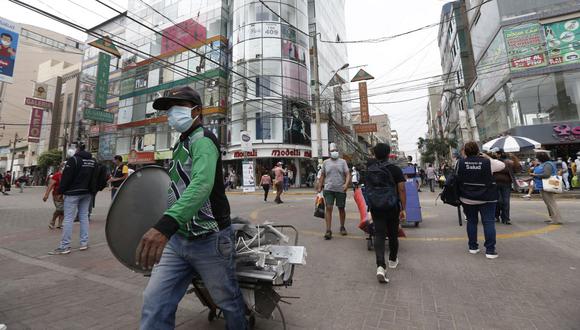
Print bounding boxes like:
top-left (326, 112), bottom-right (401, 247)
top-left (486, 252), bottom-right (499, 259)
top-left (376, 266), bottom-right (389, 283)
top-left (521, 194), bottom-right (531, 199)
top-left (388, 258), bottom-right (399, 269)
top-left (469, 248), bottom-right (480, 254)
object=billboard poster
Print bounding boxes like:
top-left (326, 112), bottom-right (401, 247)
top-left (95, 52), bottom-right (111, 108)
top-left (27, 108), bottom-right (44, 143)
top-left (242, 160), bottom-right (255, 193)
top-left (503, 23), bottom-right (546, 72)
top-left (0, 17), bottom-right (21, 84)
top-left (544, 18), bottom-right (580, 66)
top-left (98, 133), bottom-right (115, 160)
top-left (161, 19), bottom-right (207, 54)
top-left (240, 131), bottom-right (253, 152)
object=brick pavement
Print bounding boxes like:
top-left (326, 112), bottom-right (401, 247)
top-left (1, 188), bottom-right (580, 329)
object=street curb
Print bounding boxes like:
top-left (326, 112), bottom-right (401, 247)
top-left (512, 193), bottom-right (580, 200)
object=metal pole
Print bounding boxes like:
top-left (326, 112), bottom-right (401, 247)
top-left (9, 132), bottom-right (18, 175)
top-left (312, 31), bottom-right (323, 160)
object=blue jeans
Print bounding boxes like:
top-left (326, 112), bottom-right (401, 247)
top-left (140, 227), bottom-right (247, 330)
top-left (59, 194), bottom-right (91, 249)
top-left (462, 203), bottom-right (497, 253)
top-left (496, 185), bottom-right (511, 222)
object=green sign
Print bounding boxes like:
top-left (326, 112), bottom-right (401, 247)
top-left (503, 23), bottom-right (546, 72)
top-left (95, 52), bottom-right (111, 108)
top-left (544, 18), bottom-right (580, 66)
top-left (84, 108), bottom-right (114, 123)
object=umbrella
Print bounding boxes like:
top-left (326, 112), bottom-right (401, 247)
top-left (482, 135), bottom-right (541, 153)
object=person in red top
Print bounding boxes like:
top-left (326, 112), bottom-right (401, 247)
top-left (43, 163), bottom-right (64, 229)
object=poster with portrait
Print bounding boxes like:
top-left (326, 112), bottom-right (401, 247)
top-left (0, 17), bottom-right (21, 84)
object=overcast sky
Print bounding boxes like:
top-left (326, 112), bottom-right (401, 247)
top-left (3, 0), bottom-right (448, 157)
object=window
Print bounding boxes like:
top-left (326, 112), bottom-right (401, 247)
top-left (256, 111), bottom-right (272, 140)
top-left (256, 76), bottom-right (271, 97)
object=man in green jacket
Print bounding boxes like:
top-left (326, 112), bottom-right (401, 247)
top-left (137, 86), bottom-right (246, 329)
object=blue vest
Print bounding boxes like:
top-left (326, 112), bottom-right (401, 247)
top-left (533, 161), bottom-right (556, 191)
top-left (457, 157), bottom-right (498, 201)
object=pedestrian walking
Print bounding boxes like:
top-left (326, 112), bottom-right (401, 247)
top-left (532, 151), bottom-right (563, 225)
top-left (43, 163), bottom-right (64, 229)
top-left (136, 86), bottom-right (246, 329)
top-left (16, 175), bottom-right (27, 193)
top-left (288, 168), bottom-right (294, 187)
top-left (317, 143), bottom-right (351, 240)
top-left (351, 166), bottom-right (360, 190)
top-left (49, 143), bottom-right (96, 255)
top-left (0, 172), bottom-right (6, 195)
top-left (457, 142), bottom-right (505, 259)
top-left (260, 171), bottom-right (272, 202)
top-left (4, 171), bottom-right (11, 192)
top-left (426, 163), bottom-right (436, 192)
top-left (557, 157), bottom-right (570, 191)
top-left (108, 155), bottom-right (129, 199)
top-left (493, 150), bottom-right (517, 225)
top-left (366, 143), bottom-right (406, 283)
top-left (272, 162), bottom-right (285, 204)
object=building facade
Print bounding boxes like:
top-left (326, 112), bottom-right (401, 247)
top-left (466, 0), bottom-right (580, 158)
top-left (426, 85), bottom-right (443, 140)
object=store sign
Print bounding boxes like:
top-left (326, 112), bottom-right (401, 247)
top-left (503, 23), bottom-right (546, 72)
top-left (128, 150), bottom-right (155, 164)
top-left (263, 23), bottom-right (280, 38)
top-left (161, 19), bottom-right (207, 53)
top-left (95, 52), bottom-right (111, 108)
top-left (552, 123), bottom-right (580, 142)
top-left (228, 148), bottom-right (313, 160)
top-left (84, 108), bottom-right (114, 123)
top-left (27, 108), bottom-right (43, 142)
top-left (544, 18), bottom-right (580, 66)
top-left (359, 82), bottom-right (369, 123)
top-left (354, 123), bottom-right (377, 134)
top-left (240, 131), bottom-right (252, 152)
top-left (24, 97), bottom-right (52, 109)
top-left (0, 17), bottom-right (20, 84)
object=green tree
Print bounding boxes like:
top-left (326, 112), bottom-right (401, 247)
top-left (417, 137), bottom-right (457, 166)
top-left (38, 149), bottom-right (62, 168)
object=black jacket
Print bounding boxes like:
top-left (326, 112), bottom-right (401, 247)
top-left (59, 151), bottom-right (96, 196)
top-left (457, 157), bottom-right (498, 201)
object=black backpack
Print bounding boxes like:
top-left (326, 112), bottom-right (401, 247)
top-left (439, 165), bottom-right (461, 207)
top-left (365, 161), bottom-right (399, 212)
top-left (89, 162), bottom-right (108, 194)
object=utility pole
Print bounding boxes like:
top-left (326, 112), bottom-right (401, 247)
top-left (9, 132), bottom-right (20, 177)
top-left (312, 29), bottom-right (323, 160)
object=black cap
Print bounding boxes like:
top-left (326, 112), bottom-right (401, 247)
top-left (153, 86), bottom-right (202, 110)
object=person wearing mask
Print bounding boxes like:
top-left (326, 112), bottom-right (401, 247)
top-left (532, 152), bottom-right (563, 225)
top-left (43, 163), bottom-right (65, 229)
top-left (493, 150), bottom-right (518, 225)
top-left (108, 155), bottom-right (129, 199)
top-left (557, 157), bottom-right (570, 191)
top-left (260, 171), bottom-right (272, 202)
top-left (136, 86), bottom-right (246, 329)
top-left (366, 143), bottom-right (406, 282)
top-left (351, 166), bottom-right (360, 190)
top-left (426, 163), bottom-right (437, 192)
top-left (49, 143), bottom-right (96, 255)
top-left (575, 152), bottom-right (580, 177)
top-left (457, 142), bottom-right (505, 259)
top-left (317, 143), bottom-right (351, 239)
top-left (272, 162), bottom-right (285, 204)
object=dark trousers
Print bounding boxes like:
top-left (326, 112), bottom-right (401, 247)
top-left (495, 184), bottom-right (511, 222)
top-left (262, 184), bottom-right (270, 201)
top-left (371, 208), bottom-right (400, 268)
top-left (427, 178), bottom-right (435, 192)
top-left (463, 203), bottom-right (497, 253)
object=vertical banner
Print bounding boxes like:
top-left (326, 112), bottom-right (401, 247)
top-left (242, 160), bottom-right (256, 192)
top-left (359, 82), bottom-right (369, 123)
top-left (0, 17), bottom-right (21, 84)
top-left (28, 108), bottom-right (44, 142)
top-left (95, 52), bottom-right (111, 108)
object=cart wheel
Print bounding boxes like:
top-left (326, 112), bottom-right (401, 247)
top-left (415, 222), bottom-right (419, 228)
top-left (208, 309), bottom-right (217, 322)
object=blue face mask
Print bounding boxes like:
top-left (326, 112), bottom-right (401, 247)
top-left (167, 105), bottom-right (198, 132)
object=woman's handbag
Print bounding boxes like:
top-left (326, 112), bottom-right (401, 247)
top-left (542, 175), bottom-right (563, 194)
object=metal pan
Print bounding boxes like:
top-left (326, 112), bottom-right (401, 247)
top-left (106, 166), bottom-right (171, 273)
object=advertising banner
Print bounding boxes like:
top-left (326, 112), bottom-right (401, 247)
top-left (544, 18), bottom-right (580, 66)
top-left (98, 133), bottom-right (116, 160)
top-left (503, 23), bottom-right (546, 72)
top-left (84, 108), bottom-right (114, 123)
top-left (242, 160), bottom-right (256, 192)
top-left (27, 108), bottom-right (44, 143)
top-left (354, 123), bottom-right (377, 134)
top-left (161, 19), bottom-right (207, 54)
top-left (359, 82), bottom-right (369, 123)
top-left (25, 97), bottom-right (52, 109)
top-left (0, 17), bottom-right (20, 84)
top-left (95, 52), bottom-right (111, 108)
top-left (240, 131), bottom-right (253, 152)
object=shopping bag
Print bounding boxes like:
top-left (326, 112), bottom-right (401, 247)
top-left (542, 175), bottom-right (563, 194)
top-left (572, 175), bottom-right (579, 188)
top-left (313, 193), bottom-right (325, 219)
top-left (358, 212), bottom-right (372, 233)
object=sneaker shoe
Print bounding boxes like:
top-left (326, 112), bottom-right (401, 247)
top-left (503, 221), bottom-right (512, 225)
top-left (486, 252), bottom-right (499, 259)
top-left (376, 266), bottom-right (389, 283)
top-left (79, 245), bottom-right (89, 251)
top-left (324, 230), bottom-right (332, 240)
top-left (469, 248), bottom-right (480, 254)
top-left (340, 226), bottom-right (347, 236)
top-left (49, 247), bottom-right (71, 255)
top-left (388, 258), bottom-right (399, 269)
top-left (48, 224), bottom-right (55, 229)
top-left (522, 194), bottom-right (531, 199)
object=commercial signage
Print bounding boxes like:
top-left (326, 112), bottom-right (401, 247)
top-left (95, 52), bottom-right (111, 108)
top-left (161, 19), bottom-right (207, 54)
top-left (227, 148), bottom-right (313, 160)
top-left (128, 150), bottom-right (155, 164)
top-left (503, 23), bottom-right (546, 72)
top-left (242, 160), bottom-right (256, 192)
top-left (354, 123), bottom-right (377, 134)
top-left (240, 131), bottom-right (252, 152)
top-left (84, 108), bottom-right (114, 123)
top-left (263, 23), bottom-right (280, 38)
top-left (88, 36), bottom-right (121, 58)
top-left (33, 83), bottom-right (48, 99)
top-left (544, 18), bottom-right (580, 66)
top-left (98, 133), bottom-right (115, 160)
top-left (358, 82), bottom-right (370, 123)
top-left (27, 108), bottom-right (44, 142)
top-left (506, 121), bottom-right (580, 145)
top-left (552, 123), bottom-right (580, 142)
top-left (25, 97), bottom-right (52, 109)
top-left (0, 17), bottom-right (20, 84)
top-left (89, 125), bottom-right (100, 136)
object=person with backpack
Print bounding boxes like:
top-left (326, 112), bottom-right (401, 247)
top-left (49, 143), bottom-right (96, 255)
top-left (108, 155), bottom-right (129, 199)
top-left (532, 151), bottom-right (563, 225)
top-left (365, 143), bottom-right (406, 283)
top-left (456, 142), bottom-right (505, 259)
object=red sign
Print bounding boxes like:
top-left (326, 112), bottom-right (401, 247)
top-left (354, 123), bottom-right (377, 134)
top-left (552, 124), bottom-right (580, 142)
top-left (233, 150), bottom-right (258, 158)
top-left (128, 150), bottom-right (155, 164)
top-left (161, 19), bottom-right (207, 54)
top-left (27, 108), bottom-right (44, 142)
top-left (359, 82), bottom-right (369, 123)
top-left (25, 97), bottom-right (53, 109)
top-left (272, 149), bottom-right (305, 157)
top-left (510, 54), bottom-right (545, 70)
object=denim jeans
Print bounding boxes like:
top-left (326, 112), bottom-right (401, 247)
top-left (462, 202), bottom-right (497, 253)
top-left (59, 194), bottom-right (91, 249)
top-left (140, 227), bottom-right (247, 330)
top-left (496, 184), bottom-right (511, 222)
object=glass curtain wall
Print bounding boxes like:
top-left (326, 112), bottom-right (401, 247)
top-left (230, 0), bottom-right (311, 146)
